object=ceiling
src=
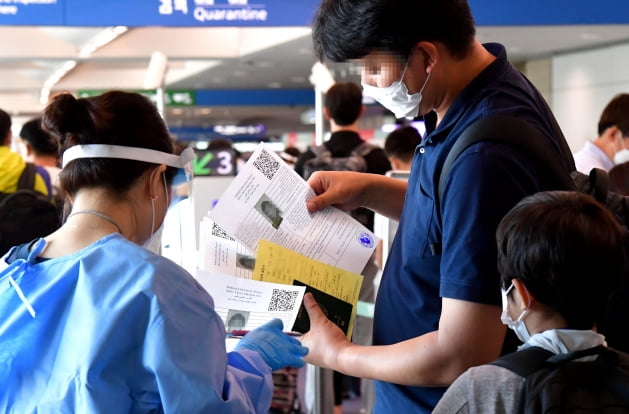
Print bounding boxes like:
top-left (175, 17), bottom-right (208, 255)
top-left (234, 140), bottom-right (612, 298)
top-left (2, 24), bottom-right (629, 137)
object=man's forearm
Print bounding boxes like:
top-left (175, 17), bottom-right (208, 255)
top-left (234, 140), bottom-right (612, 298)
top-left (362, 174), bottom-right (407, 221)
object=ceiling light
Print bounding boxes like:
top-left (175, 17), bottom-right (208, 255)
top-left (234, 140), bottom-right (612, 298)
top-left (41, 26), bottom-right (129, 105)
top-left (40, 59), bottom-right (77, 104)
top-left (79, 26), bottom-right (129, 58)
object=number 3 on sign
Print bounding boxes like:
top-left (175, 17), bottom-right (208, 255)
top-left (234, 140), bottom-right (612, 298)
top-left (193, 149), bottom-right (236, 176)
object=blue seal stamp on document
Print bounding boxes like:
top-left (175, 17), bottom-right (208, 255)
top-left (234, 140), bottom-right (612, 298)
top-left (358, 232), bottom-right (374, 248)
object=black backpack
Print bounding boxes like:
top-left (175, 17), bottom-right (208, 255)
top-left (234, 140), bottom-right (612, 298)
top-left (302, 141), bottom-right (378, 229)
top-left (302, 141), bottom-right (377, 180)
top-left (0, 163), bottom-right (61, 256)
top-left (437, 114), bottom-right (629, 354)
top-left (491, 345), bottom-right (629, 413)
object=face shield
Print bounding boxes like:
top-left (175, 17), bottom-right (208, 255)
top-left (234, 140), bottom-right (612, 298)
top-left (62, 145), bottom-right (196, 185)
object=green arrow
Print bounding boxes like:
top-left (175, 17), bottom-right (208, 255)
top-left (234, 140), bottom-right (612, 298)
top-left (193, 153), bottom-right (214, 175)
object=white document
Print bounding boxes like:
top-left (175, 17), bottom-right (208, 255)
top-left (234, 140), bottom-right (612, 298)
top-left (196, 270), bottom-right (306, 333)
top-left (211, 142), bottom-right (378, 274)
top-left (198, 216), bottom-right (256, 279)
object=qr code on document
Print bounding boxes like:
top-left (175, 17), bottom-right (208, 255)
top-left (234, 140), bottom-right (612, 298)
top-left (211, 222), bottom-right (234, 241)
top-left (268, 289), bottom-right (299, 312)
top-left (253, 149), bottom-right (280, 180)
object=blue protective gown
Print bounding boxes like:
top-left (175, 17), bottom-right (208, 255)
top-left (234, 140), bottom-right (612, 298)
top-left (0, 234), bottom-right (273, 413)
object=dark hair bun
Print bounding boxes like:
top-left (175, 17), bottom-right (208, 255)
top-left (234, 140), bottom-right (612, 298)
top-left (42, 93), bottom-right (95, 148)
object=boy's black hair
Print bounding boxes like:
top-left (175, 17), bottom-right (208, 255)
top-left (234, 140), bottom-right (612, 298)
top-left (384, 125), bottom-right (422, 162)
top-left (496, 191), bottom-right (625, 330)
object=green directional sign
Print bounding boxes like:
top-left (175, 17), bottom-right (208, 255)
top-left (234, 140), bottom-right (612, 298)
top-left (193, 149), bottom-right (237, 177)
top-left (77, 89), bottom-right (196, 106)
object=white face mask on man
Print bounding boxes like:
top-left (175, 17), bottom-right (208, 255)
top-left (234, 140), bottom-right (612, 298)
top-left (500, 281), bottom-right (531, 343)
top-left (614, 133), bottom-right (629, 165)
top-left (361, 62), bottom-right (431, 119)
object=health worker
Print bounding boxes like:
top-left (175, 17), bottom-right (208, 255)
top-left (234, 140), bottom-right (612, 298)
top-left (0, 91), bottom-right (307, 413)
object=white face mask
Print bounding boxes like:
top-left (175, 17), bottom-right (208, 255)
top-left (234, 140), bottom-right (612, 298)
top-left (143, 170), bottom-right (170, 252)
top-left (500, 282), bottom-right (531, 343)
top-left (614, 149), bottom-right (629, 165)
top-left (613, 133), bottom-right (629, 165)
top-left (362, 63), bottom-right (431, 119)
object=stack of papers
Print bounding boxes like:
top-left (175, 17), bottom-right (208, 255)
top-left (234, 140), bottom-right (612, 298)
top-left (196, 142), bottom-right (379, 339)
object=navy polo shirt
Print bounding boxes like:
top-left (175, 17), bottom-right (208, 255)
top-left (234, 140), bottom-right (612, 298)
top-left (372, 43), bottom-right (571, 413)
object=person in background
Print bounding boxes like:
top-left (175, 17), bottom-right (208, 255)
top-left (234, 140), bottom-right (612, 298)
top-left (300, 0), bottom-right (573, 412)
top-left (0, 91), bottom-right (308, 413)
top-left (0, 109), bottom-right (59, 257)
top-left (0, 109), bottom-right (50, 197)
top-left (279, 146), bottom-right (301, 168)
top-left (433, 191), bottom-right (626, 413)
top-left (383, 125), bottom-right (422, 171)
top-left (18, 117), bottom-right (64, 210)
top-left (573, 93), bottom-right (629, 174)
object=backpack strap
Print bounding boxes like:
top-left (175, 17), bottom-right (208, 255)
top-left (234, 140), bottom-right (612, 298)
top-left (309, 144), bottom-right (329, 158)
top-left (437, 114), bottom-right (576, 212)
top-left (431, 115), bottom-right (576, 255)
top-left (491, 345), bottom-right (610, 378)
top-left (491, 346), bottom-right (555, 377)
top-left (352, 141), bottom-right (377, 158)
top-left (17, 163), bottom-right (37, 191)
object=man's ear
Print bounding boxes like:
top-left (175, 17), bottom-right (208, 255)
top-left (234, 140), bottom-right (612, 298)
top-left (512, 279), bottom-right (534, 310)
top-left (3, 131), bottom-right (11, 147)
top-left (414, 41), bottom-right (438, 74)
top-left (23, 141), bottom-right (33, 157)
top-left (603, 126), bottom-right (620, 142)
top-left (323, 107), bottom-right (331, 121)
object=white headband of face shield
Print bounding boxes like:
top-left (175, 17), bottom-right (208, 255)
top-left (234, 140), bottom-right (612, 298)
top-left (62, 145), bottom-right (195, 173)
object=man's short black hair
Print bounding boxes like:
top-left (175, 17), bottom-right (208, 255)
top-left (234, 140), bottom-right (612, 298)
top-left (496, 191), bottom-right (625, 330)
top-left (0, 108), bottom-right (11, 145)
top-left (20, 117), bottom-right (59, 157)
top-left (384, 125), bottom-right (422, 162)
top-left (324, 82), bottom-right (363, 126)
top-left (312, 0), bottom-right (476, 63)
top-left (598, 93), bottom-right (629, 136)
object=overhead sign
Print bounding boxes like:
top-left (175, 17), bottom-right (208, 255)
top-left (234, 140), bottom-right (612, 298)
top-left (77, 89), bottom-right (196, 106)
top-left (170, 125), bottom-right (266, 141)
top-left (192, 148), bottom-right (237, 176)
top-left (0, 0), bottom-right (63, 25)
top-left (469, 0), bottom-right (629, 25)
top-left (0, 0), bottom-right (628, 26)
top-left (0, 0), bottom-right (320, 26)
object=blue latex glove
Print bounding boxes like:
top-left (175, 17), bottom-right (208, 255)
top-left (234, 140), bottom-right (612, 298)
top-left (234, 319), bottom-right (308, 371)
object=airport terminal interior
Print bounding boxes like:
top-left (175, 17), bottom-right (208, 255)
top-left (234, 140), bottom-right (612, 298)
top-left (2, 1), bottom-right (629, 413)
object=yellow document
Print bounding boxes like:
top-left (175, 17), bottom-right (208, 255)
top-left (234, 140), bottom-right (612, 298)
top-left (253, 239), bottom-right (363, 339)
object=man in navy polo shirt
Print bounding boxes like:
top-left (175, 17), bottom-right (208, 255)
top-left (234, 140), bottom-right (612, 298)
top-left (299, 0), bottom-right (574, 412)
